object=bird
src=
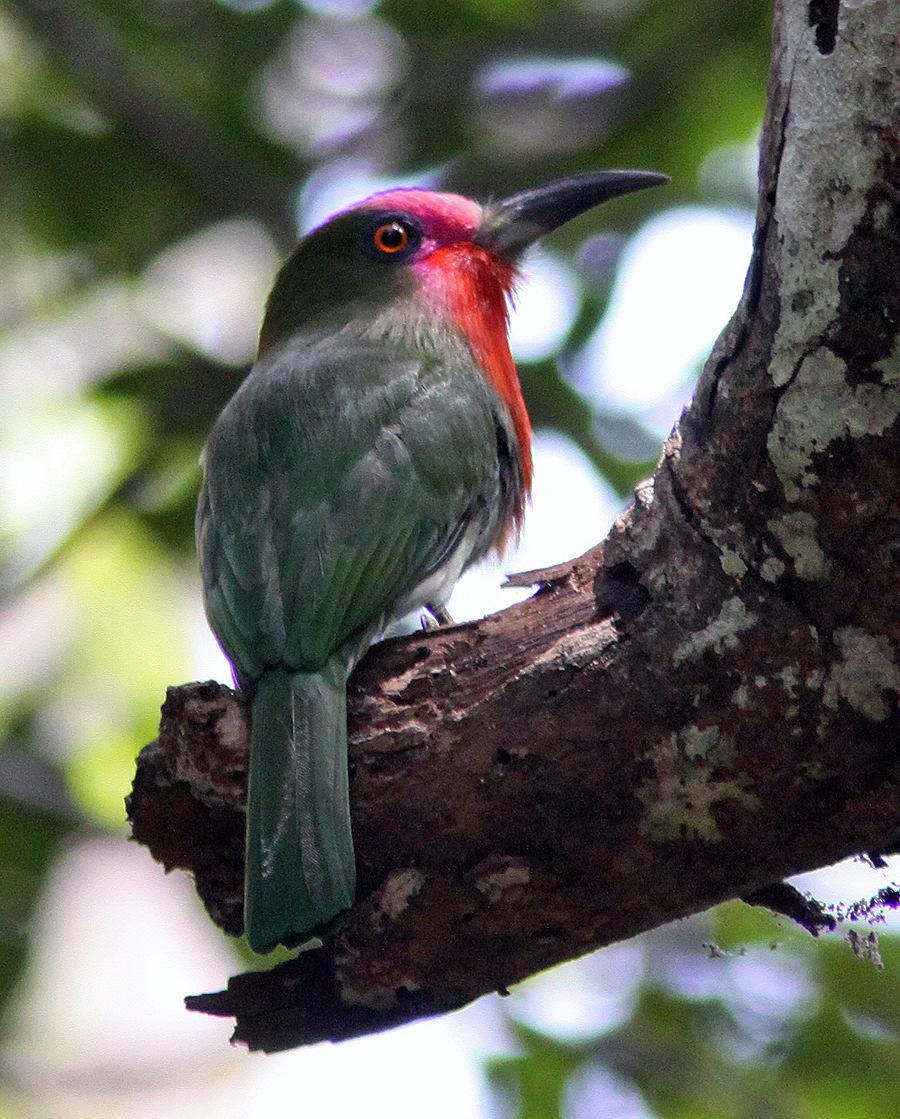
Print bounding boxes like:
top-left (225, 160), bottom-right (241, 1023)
top-left (196, 169), bottom-right (667, 954)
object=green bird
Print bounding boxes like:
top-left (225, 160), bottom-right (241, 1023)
top-left (197, 170), bottom-right (667, 954)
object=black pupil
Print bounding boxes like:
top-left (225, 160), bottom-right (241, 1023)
top-left (380, 224), bottom-right (405, 249)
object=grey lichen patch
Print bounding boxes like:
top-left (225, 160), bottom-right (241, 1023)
top-left (768, 346), bottom-right (900, 500)
top-left (638, 770), bottom-right (760, 845)
top-left (693, 519), bottom-right (749, 580)
top-left (475, 858), bottom-right (531, 903)
top-left (681, 724), bottom-right (736, 765)
top-left (673, 596), bottom-right (757, 668)
top-left (768, 511), bottom-right (830, 580)
top-left (767, 4), bottom-right (900, 498)
top-left (372, 868), bottom-right (426, 925)
top-left (770, 3), bottom-right (887, 387)
top-left (638, 773), bottom-right (724, 843)
top-left (824, 627), bottom-right (900, 721)
top-left (760, 556), bottom-right (787, 583)
top-left (720, 550), bottom-right (749, 578)
top-left (638, 726), bottom-right (757, 844)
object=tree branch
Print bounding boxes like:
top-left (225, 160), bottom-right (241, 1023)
top-left (128, 0), bottom-right (900, 1051)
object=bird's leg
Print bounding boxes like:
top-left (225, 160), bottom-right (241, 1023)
top-left (425, 601), bottom-right (455, 627)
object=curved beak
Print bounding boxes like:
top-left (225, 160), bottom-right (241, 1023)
top-left (475, 169), bottom-right (669, 259)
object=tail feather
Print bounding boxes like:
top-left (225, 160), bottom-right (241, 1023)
top-left (244, 660), bottom-right (354, 953)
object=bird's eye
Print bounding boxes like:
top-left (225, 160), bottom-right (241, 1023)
top-left (372, 221), bottom-right (411, 255)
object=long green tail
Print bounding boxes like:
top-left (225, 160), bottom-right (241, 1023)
top-left (244, 659), bottom-right (355, 954)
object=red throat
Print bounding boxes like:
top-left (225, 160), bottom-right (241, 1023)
top-left (418, 244), bottom-right (533, 545)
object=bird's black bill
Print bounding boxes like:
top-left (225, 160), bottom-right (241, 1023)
top-left (476, 170), bottom-right (669, 258)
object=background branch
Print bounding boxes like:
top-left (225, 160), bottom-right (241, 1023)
top-left (129, 0), bottom-right (900, 1051)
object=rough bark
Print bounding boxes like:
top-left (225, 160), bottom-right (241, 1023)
top-left (128, 0), bottom-right (900, 1051)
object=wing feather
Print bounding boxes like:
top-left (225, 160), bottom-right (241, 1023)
top-left (198, 336), bottom-right (506, 679)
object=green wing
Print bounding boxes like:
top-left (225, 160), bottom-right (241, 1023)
top-left (197, 335), bottom-right (507, 680)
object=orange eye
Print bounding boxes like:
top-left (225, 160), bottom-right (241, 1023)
top-left (373, 221), bottom-right (410, 254)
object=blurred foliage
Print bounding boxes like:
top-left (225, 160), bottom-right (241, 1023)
top-left (5, 1), bottom-right (896, 1116)
top-left (491, 906), bottom-right (900, 1119)
top-left (0, 796), bottom-right (69, 1025)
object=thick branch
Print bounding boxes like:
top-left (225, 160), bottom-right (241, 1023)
top-left (129, 0), bottom-right (900, 1051)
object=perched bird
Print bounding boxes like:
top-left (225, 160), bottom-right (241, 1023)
top-left (197, 170), bottom-right (667, 954)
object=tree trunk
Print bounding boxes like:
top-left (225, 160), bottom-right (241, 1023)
top-left (128, 0), bottom-right (900, 1052)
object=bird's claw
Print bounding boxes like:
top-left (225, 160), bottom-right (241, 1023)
top-left (421, 601), bottom-right (454, 629)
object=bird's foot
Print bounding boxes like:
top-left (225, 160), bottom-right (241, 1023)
top-left (422, 601), bottom-right (455, 629)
